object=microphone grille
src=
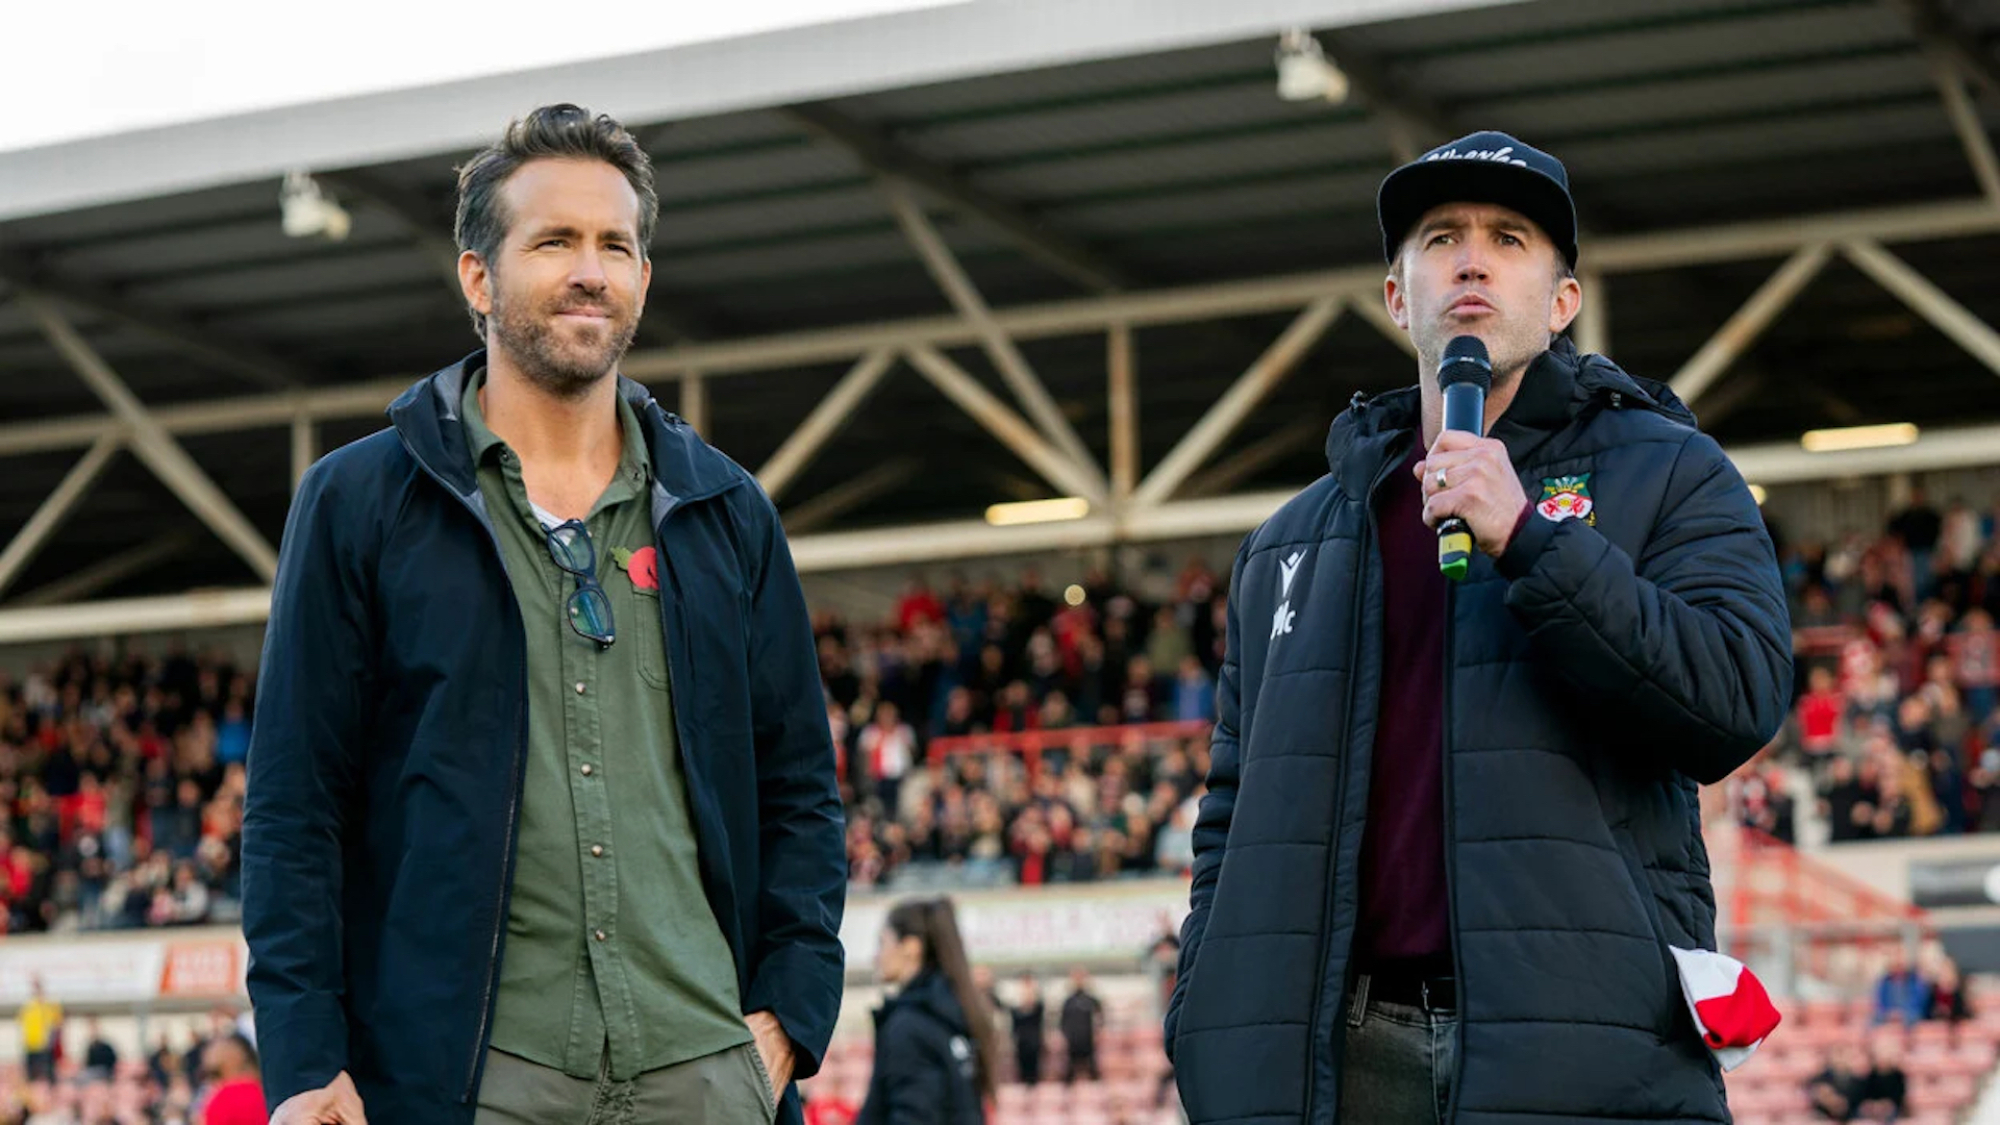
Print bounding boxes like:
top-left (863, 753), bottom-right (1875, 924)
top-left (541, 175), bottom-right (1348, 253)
top-left (1440, 335), bottom-right (1492, 392)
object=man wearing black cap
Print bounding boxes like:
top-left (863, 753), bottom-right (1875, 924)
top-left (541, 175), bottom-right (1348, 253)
top-left (1164, 132), bottom-right (1790, 1123)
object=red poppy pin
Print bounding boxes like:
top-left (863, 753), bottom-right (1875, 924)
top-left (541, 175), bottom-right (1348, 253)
top-left (611, 546), bottom-right (660, 592)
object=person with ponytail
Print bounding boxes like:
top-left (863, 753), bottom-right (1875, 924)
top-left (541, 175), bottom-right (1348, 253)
top-left (857, 898), bottom-right (1001, 1125)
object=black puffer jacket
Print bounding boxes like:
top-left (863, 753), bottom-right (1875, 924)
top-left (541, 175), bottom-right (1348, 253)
top-left (1165, 339), bottom-right (1791, 1124)
top-left (857, 970), bottom-right (986, 1125)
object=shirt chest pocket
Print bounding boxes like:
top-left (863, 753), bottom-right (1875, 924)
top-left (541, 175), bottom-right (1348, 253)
top-left (611, 545), bottom-right (673, 691)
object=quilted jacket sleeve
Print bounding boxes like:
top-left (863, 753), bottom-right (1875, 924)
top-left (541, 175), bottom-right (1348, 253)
top-left (1495, 430), bottom-right (1792, 784)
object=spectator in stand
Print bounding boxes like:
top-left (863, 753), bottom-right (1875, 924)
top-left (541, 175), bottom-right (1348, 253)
top-left (859, 701), bottom-right (919, 821)
top-left (1927, 953), bottom-right (1973, 1023)
top-left (1952, 609), bottom-right (1999, 722)
top-left (1871, 947), bottom-right (1932, 1028)
top-left (1172, 657), bottom-right (1216, 725)
top-left (1010, 973), bottom-right (1046, 1085)
top-left (898, 575), bottom-right (946, 634)
top-left (1058, 966), bottom-right (1103, 1085)
top-left (196, 1035), bottom-right (264, 1125)
top-left (1807, 1042), bottom-right (1868, 1122)
top-left (1856, 1039), bottom-right (1908, 1123)
top-left (82, 1017), bottom-right (117, 1079)
top-left (18, 977), bottom-right (61, 1084)
top-left (1797, 665), bottom-right (1845, 756)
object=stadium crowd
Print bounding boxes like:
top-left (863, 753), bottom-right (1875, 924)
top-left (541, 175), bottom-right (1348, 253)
top-left (821, 563), bottom-right (1224, 892)
top-left (0, 648), bottom-right (251, 936)
top-left (5, 488), bottom-right (2000, 931)
top-left (1728, 489), bottom-right (2000, 847)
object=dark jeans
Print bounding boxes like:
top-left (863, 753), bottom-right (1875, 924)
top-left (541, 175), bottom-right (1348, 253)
top-left (1064, 1048), bottom-right (1098, 1084)
top-left (1338, 976), bottom-right (1459, 1124)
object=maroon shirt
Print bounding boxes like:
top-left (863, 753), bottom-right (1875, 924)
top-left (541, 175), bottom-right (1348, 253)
top-left (1353, 448), bottom-right (1451, 972)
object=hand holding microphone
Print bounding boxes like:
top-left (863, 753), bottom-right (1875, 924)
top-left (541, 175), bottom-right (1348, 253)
top-left (1418, 336), bottom-right (1530, 578)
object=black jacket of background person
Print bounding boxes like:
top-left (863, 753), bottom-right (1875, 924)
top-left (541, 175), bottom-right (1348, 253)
top-left (240, 353), bottom-right (847, 1125)
top-left (857, 970), bottom-right (985, 1125)
top-left (1165, 337), bottom-right (1792, 1124)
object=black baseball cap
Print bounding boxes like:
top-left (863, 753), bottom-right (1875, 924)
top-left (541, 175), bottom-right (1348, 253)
top-left (1376, 131), bottom-right (1578, 268)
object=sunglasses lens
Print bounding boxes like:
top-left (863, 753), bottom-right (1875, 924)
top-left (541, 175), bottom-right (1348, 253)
top-left (570, 585), bottom-right (614, 642)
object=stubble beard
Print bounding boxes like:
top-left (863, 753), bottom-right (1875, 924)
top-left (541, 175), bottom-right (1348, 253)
top-left (1415, 307), bottom-right (1548, 391)
top-left (489, 285), bottom-right (640, 402)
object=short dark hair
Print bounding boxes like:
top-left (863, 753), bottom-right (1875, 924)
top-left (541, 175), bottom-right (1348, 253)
top-left (453, 103), bottom-right (659, 337)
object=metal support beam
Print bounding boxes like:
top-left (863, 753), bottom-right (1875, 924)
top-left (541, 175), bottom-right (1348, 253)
top-left (883, 184), bottom-right (1107, 493)
top-left (0, 434), bottom-right (121, 598)
top-left (1181, 417), bottom-right (1324, 500)
top-left (1574, 269), bottom-right (1609, 356)
top-left (313, 170), bottom-right (464, 293)
top-left (1107, 324), bottom-right (1139, 504)
top-left (5, 199), bottom-right (2000, 464)
top-left (757, 348), bottom-right (897, 502)
top-left (1668, 243), bottom-right (1831, 407)
top-left (0, 264), bottom-right (302, 391)
top-left (1322, 32), bottom-right (1455, 163)
top-left (782, 458), bottom-right (920, 535)
top-left (1841, 238), bottom-right (2000, 376)
top-left (0, 587), bottom-right (273, 644)
top-left (1687, 369), bottom-right (1766, 430)
top-left (12, 415), bottom-right (2000, 638)
top-left (784, 102), bottom-right (1131, 293)
top-left (1931, 58), bottom-right (2000, 208)
top-left (1131, 298), bottom-right (1343, 510)
top-left (4, 532), bottom-right (195, 608)
top-left (1888, 0), bottom-right (2000, 96)
top-left (681, 372), bottom-right (709, 436)
top-left (905, 344), bottom-right (1105, 503)
top-left (291, 413), bottom-right (316, 494)
top-left (1351, 293), bottom-right (1418, 358)
top-left (20, 292), bottom-right (281, 582)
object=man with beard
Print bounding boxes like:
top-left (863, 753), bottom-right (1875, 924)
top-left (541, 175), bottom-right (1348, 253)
top-left (243, 105), bottom-right (845, 1125)
top-left (1166, 132), bottom-right (1789, 1122)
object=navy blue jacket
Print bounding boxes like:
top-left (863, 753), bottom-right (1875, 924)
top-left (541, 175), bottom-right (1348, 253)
top-left (241, 354), bottom-right (846, 1124)
top-left (1165, 340), bottom-right (1791, 1124)
top-left (856, 971), bottom-right (985, 1125)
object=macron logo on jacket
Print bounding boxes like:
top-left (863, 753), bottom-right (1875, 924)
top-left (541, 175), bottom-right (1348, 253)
top-left (1271, 550), bottom-right (1305, 640)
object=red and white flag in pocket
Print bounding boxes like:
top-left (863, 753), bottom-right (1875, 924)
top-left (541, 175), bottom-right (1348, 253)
top-left (1669, 946), bottom-right (1782, 1071)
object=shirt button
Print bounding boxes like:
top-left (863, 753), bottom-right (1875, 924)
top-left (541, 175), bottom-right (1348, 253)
top-left (574, 681), bottom-right (587, 695)
top-left (580, 764), bottom-right (594, 777)
top-left (593, 929), bottom-right (607, 942)
top-left (590, 845), bottom-right (605, 858)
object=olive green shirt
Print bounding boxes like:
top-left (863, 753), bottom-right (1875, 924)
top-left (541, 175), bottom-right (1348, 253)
top-left (462, 370), bottom-right (750, 1080)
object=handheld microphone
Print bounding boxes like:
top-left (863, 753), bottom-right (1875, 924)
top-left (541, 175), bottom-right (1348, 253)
top-left (1436, 335), bottom-right (1493, 582)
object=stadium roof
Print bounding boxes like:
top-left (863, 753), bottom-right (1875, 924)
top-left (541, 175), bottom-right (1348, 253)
top-left (3, 0), bottom-right (2000, 621)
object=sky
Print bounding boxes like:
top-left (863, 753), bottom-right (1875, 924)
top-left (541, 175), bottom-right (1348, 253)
top-left (2, 0), bottom-right (961, 155)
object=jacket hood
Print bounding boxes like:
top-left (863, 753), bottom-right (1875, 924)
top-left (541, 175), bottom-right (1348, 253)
top-left (386, 351), bottom-right (745, 517)
top-left (1324, 336), bottom-right (1694, 497)
top-left (880, 969), bottom-right (972, 1036)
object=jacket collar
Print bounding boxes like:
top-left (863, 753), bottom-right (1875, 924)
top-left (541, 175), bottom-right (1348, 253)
top-left (875, 969), bottom-right (970, 1034)
top-left (1324, 337), bottom-right (1693, 497)
top-left (388, 351), bottom-right (745, 518)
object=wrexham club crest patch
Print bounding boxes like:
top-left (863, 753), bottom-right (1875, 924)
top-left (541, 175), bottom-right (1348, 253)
top-left (1537, 473), bottom-right (1596, 525)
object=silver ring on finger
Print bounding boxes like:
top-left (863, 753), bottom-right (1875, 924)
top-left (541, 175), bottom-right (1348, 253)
top-left (1435, 469), bottom-right (1448, 491)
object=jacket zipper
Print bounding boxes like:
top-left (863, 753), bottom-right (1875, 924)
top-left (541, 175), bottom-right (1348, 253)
top-left (395, 448), bottom-right (531, 1103)
top-left (1301, 437), bottom-right (1399, 1124)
